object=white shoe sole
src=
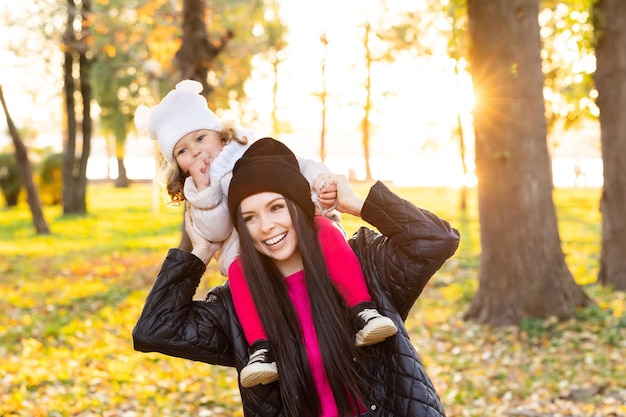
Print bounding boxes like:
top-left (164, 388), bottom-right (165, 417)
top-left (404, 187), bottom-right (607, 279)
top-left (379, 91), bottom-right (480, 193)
top-left (240, 362), bottom-right (279, 388)
top-left (355, 317), bottom-right (398, 347)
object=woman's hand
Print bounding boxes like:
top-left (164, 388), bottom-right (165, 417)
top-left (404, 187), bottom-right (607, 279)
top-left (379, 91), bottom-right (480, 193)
top-left (185, 207), bottom-right (219, 264)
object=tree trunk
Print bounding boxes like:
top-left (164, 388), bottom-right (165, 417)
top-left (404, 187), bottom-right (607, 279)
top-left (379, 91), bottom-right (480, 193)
top-left (463, 0), bottom-right (592, 326)
top-left (175, 0), bottom-right (232, 95)
top-left (361, 23), bottom-right (373, 182)
top-left (594, 0), bottom-right (626, 291)
top-left (76, 28), bottom-right (92, 212)
top-left (272, 52), bottom-right (281, 138)
top-left (62, 0), bottom-right (91, 215)
top-left (114, 156), bottom-right (129, 188)
top-left (62, 1), bottom-right (78, 214)
top-left (0, 85), bottom-right (50, 235)
top-left (174, 0), bottom-right (232, 251)
top-left (455, 59), bottom-right (468, 212)
top-left (109, 128), bottom-right (129, 187)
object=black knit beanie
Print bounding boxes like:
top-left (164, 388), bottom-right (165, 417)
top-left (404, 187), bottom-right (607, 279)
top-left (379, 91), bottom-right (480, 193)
top-left (228, 137), bottom-right (315, 228)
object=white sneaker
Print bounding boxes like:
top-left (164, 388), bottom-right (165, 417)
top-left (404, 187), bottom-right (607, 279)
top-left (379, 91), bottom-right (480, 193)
top-left (240, 342), bottom-right (279, 388)
top-left (354, 303), bottom-right (398, 347)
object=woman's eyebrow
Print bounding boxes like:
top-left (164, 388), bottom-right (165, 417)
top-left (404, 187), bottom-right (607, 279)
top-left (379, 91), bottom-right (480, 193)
top-left (241, 197), bottom-right (285, 216)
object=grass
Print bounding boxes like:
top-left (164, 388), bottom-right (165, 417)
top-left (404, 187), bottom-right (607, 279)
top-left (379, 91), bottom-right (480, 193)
top-left (1, 181), bottom-right (624, 417)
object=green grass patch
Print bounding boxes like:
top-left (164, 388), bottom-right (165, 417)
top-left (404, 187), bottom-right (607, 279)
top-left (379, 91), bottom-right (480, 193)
top-left (1, 182), bottom-right (624, 417)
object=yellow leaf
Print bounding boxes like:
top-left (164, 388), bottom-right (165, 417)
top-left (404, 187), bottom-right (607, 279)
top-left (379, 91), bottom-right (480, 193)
top-left (104, 44), bottom-right (116, 58)
top-left (612, 297), bottom-right (623, 318)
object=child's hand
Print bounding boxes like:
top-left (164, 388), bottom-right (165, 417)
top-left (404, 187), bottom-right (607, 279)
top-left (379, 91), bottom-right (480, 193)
top-left (312, 174), bottom-right (338, 214)
top-left (188, 158), bottom-right (211, 190)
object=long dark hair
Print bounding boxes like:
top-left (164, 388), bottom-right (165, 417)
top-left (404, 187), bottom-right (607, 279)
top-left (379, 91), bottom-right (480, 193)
top-left (235, 199), bottom-right (368, 417)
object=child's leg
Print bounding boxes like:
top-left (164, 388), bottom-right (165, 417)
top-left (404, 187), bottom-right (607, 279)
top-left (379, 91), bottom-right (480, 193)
top-left (314, 216), bottom-right (371, 307)
top-left (228, 259), bottom-right (267, 344)
top-left (315, 216), bottom-right (397, 347)
top-left (228, 260), bottom-right (278, 387)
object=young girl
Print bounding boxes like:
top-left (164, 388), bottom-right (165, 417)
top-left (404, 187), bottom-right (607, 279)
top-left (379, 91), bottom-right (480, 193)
top-left (134, 81), bottom-right (397, 388)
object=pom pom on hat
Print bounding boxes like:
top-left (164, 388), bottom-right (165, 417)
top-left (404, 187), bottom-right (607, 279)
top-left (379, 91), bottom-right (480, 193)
top-left (228, 137), bottom-right (314, 227)
top-left (177, 79), bottom-right (203, 94)
top-left (133, 80), bottom-right (223, 164)
top-left (133, 104), bottom-right (151, 131)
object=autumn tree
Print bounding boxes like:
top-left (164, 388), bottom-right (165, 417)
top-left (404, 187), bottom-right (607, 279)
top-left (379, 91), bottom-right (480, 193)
top-left (175, 0), bottom-right (232, 95)
top-left (463, 0), bottom-right (591, 325)
top-left (173, 0), bottom-right (274, 109)
top-left (91, 64), bottom-right (135, 187)
top-left (90, 0), bottom-right (178, 187)
top-left (360, 23), bottom-right (375, 181)
top-left (61, 0), bottom-right (93, 214)
top-left (593, 0), bottom-right (626, 290)
top-left (438, 0), bottom-right (596, 209)
top-left (1, 2), bottom-right (79, 210)
top-left (318, 32), bottom-right (329, 162)
top-left (169, 0), bottom-right (283, 250)
top-left (350, 1), bottom-right (441, 181)
top-left (384, 0), bottom-right (473, 206)
top-left (2, 0), bottom-right (102, 209)
top-left (258, 0), bottom-right (289, 137)
top-left (0, 85), bottom-right (50, 234)
top-left (533, 1), bottom-right (595, 137)
top-left (92, 0), bottom-right (275, 190)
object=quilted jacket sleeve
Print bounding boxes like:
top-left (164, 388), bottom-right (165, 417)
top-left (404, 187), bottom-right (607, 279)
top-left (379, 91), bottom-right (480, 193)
top-left (351, 181), bottom-right (460, 320)
top-left (132, 248), bottom-right (237, 367)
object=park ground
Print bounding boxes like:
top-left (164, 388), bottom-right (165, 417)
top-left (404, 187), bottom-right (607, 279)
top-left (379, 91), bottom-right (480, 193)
top-left (0, 182), bottom-right (624, 417)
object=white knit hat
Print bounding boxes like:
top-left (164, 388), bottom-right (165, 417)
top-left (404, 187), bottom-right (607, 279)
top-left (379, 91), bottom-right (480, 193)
top-left (134, 80), bottom-right (223, 164)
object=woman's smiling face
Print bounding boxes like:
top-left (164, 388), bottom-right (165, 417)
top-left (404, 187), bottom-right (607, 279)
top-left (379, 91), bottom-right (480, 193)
top-left (240, 192), bottom-right (303, 276)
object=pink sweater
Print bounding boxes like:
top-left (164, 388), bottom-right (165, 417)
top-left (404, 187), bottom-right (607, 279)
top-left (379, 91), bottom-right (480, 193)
top-left (284, 270), bottom-right (338, 416)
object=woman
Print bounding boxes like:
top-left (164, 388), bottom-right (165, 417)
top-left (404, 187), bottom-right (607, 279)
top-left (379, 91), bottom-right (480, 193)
top-left (133, 138), bottom-right (460, 416)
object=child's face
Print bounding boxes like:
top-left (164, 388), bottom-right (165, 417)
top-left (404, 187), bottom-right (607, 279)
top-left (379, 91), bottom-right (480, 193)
top-left (173, 129), bottom-right (223, 173)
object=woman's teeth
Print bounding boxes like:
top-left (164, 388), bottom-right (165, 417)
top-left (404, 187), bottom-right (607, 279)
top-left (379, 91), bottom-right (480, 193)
top-left (264, 233), bottom-right (286, 245)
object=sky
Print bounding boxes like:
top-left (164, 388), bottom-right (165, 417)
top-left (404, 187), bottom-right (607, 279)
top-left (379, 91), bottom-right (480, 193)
top-left (240, 0), bottom-right (482, 184)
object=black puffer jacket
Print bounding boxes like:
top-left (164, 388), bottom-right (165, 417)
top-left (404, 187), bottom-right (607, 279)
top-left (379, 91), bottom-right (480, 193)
top-left (133, 181), bottom-right (460, 416)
